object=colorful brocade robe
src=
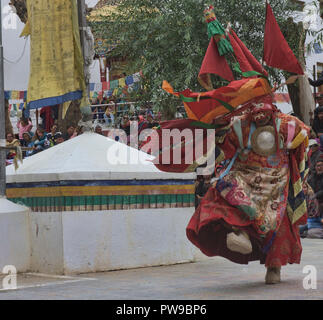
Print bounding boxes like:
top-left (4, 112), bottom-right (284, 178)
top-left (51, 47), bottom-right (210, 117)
top-left (211, 112), bottom-right (310, 240)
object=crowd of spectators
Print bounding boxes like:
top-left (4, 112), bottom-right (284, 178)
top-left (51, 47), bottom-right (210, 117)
top-left (301, 111), bottom-right (323, 239)
top-left (298, 103), bottom-right (323, 239)
top-left (5, 118), bottom-right (83, 164)
top-left (5, 100), bottom-right (168, 163)
top-left (90, 98), bottom-right (163, 146)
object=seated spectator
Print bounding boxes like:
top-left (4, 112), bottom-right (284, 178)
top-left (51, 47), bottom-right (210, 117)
top-left (137, 115), bottom-right (149, 146)
top-left (300, 182), bottom-right (323, 238)
top-left (95, 125), bottom-right (104, 135)
top-left (21, 132), bottom-right (34, 158)
top-left (77, 126), bottom-right (84, 136)
top-left (63, 125), bottom-right (75, 140)
top-left (92, 106), bottom-right (98, 122)
top-left (31, 126), bottom-right (49, 155)
top-left (55, 133), bottom-right (65, 145)
top-left (97, 98), bottom-right (105, 124)
top-left (312, 106), bottom-right (323, 137)
top-left (121, 115), bottom-right (131, 136)
top-left (47, 124), bottom-right (62, 146)
top-left (17, 117), bottom-right (33, 142)
top-left (104, 107), bottom-right (115, 127)
top-left (6, 132), bottom-right (20, 160)
top-left (308, 152), bottom-right (323, 219)
top-left (146, 114), bottom-right (159, 129)
top-left (70, 126), bottom-right (84, 138)
top-left (308, 139), bottom-right (320, 173)
top-left (21, 132), bottom-right (33, 147)
top-left (91, 98), bottom-right (100, 122)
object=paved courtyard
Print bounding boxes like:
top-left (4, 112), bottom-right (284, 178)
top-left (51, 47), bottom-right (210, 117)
top-left (0, 238), bottom-right (322, 300)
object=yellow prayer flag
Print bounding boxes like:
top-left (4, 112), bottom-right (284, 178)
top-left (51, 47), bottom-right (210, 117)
top-left (23, 0), bottom-right (86, 108)
top-left (119, 78), bottom-right (126, 88)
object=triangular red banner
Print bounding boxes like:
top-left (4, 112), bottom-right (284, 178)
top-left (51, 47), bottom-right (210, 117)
top-left (229, 29), bottom-right (268, 76)
top-left (263, 3), bottom-right (304, 75)
top-left (199, 37), bottom-right (235, 83)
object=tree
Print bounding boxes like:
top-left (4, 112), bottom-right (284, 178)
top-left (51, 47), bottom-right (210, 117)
top-left (90, 0), bottom-right (303, 119)
top-left (9, 0), bottom-right (27, 23)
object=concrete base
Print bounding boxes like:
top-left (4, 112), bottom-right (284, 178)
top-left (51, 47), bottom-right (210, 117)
top-left (0, 198), bottom-right (31, 273)
top-left (0, 199), bottom-right (205, 275)
top-left (29, 208), bottom-right (203, 275)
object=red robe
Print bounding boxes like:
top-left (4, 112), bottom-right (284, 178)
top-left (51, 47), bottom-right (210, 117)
top-left (147, 111), bottom-right (309, 267)
top-left (186, 112), bottom-right (309, 267)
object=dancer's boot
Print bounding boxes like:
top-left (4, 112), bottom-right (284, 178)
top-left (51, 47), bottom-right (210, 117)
top-left (265, 266), bottom-right (281, 284)
top-left (226, 230), bottom-right (252, 255)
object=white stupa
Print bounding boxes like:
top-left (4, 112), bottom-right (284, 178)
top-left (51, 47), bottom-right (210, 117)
top-left (6, 132), bottom-right (196, 212)
top-left (6, 132), bottom-right (194, 183)
top-left (3, 133), bottom-right (199, 275)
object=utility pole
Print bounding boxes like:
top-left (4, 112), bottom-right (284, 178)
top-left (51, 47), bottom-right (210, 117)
top-left (77, 0), bottom-right (90, 98)
top-left (0, 0), bottom-right (7, 198)
top-left (77, 0), bottom-right (93, 127)
top-left (313, 65), bottom-right (317, 107)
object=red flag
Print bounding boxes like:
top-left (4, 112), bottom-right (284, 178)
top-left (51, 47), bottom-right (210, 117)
top-left (199, 37), bottom-right (234, 89)
top-left (263, 3), bottom-right (304, 75)
top-left (229, 30), bottom-right (268, 76)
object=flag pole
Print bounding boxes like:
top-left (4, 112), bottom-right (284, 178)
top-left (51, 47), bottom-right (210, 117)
top-left (313, 65), bottom-right (317, 106)
top-left (77, 0), bottom-right (89, 98)
top-left (262, 0), bottom-right (268, 70)
top-left (0, 0), bottom-right (7, 198)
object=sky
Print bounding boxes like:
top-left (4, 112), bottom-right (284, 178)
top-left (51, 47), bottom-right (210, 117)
top-left (86, 0), bottom-right (99, 8)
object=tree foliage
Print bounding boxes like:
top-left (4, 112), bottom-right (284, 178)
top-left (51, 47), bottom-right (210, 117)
top-left (90, 0), bottom-right (302, 118)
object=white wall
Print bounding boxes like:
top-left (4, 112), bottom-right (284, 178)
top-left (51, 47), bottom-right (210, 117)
top-left (0, 200), bottom-right (206, 275)
top-left (31, 208), bottom-right (201, 275)
top-left (86, 0), bottom-right (99, 8)
top-left (0, 198), bottom-right (31, 273)
top-left (0, 191), bottom-right (207, 275)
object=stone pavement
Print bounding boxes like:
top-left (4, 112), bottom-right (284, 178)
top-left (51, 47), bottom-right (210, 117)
top-left (0, 239), bottom-right (322, 300)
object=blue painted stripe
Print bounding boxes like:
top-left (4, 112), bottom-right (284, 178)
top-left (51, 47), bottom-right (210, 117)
top-left (6, 179), bottom-right (196, 189)
top-left (28, 90), bottom-right (83, 109)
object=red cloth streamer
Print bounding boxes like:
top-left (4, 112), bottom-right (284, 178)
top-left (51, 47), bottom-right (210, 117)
top-left (199, 37), bottom-right (234, 82)
top-left (229, 30), bottom-right (268, 76)
top-left (263, 3), bottom-right (304, 75)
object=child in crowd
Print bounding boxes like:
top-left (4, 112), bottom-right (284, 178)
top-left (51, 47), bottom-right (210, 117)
top-left (17, 117), bottom-right (33, 142)
top-left (31, 126), bottom-right (49, 155)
